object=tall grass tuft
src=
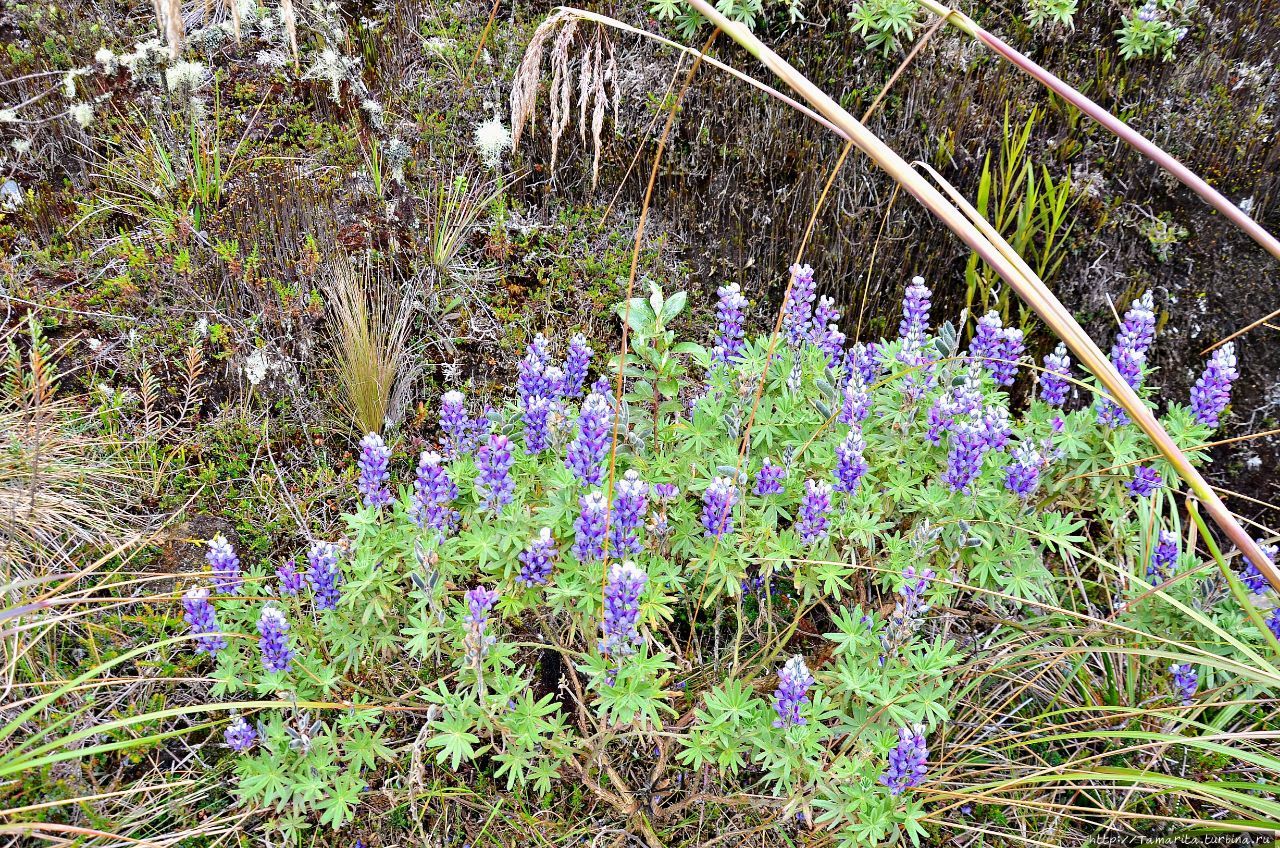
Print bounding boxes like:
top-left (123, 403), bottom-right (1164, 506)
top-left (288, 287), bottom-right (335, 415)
top-left (422, 168), bottom-right (507, 277)
top-left (322, 253), bottom-right (416, 436)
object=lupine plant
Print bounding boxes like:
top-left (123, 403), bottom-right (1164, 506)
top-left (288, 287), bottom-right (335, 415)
top-left (178, 273), bottom-right (1273, 845)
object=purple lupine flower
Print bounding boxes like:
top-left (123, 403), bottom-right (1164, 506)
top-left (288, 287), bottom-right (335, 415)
top-left (925, 393), bottom-right (956, 446)
top-left (257, 606), bottom-right (293, 674)
top-left (573, 491), bottom-right (609, 562)
top-left (356, 433), bottom-right (393, 508)
top-left (969, 311), bottom-right (1004, 371)
top-left (610, 470), bottom-right (648, 557)
top-left (1137, 0), bottom-right (1157, 21)
top-left (1004, 443), bottom-right (1042, 499)
top-left (815, 295), bottom-right (840, 330)
top-left (600, 560), bottom-right (647, 656)
top-left (440, 390), bottom-right (471, 458)
top-left (1190, 342), bottom-right (1238, 428)
top-left (182, 587), bottom-right (226, 655)
top-left (901, 565), bottom-right (934, 608)
top-left (1170, 663), bottom-right (1197, 706)
top-left (834, 427), bottom-right (868, 495)
top-left (1098, 293), bottom-right (1157, 426)
top-left (652, 482), bottom-right (680, 501)
top-left (462, 585), bottom-right (500, 667)
top-left (224, 716), bottom-right (257, 752)
top-left (276, 559), bottom-right (306, 596)
top-left (517, 334), bottom-right (553, 406)
top-left (1039, 343), bottom-right (1073, 407)
top-left (881, 566), bottom-right (935, 658)
top-left (522, 395), bottom-right (553, 454)
top-left (1149, 530), bottom-right (1178, 580)
top-left (1240, 542), bottom-right (1278, 595)
top-left (1266, 608), bottom-right (1280, 642)
top-left (755, 458), bottom-right (786, 495)
top-left (849, 342), bottom-right (880, 385)
top-left (796, 479), bottom-right (833, 545)
top-left (881, 725), bottom-right (929, 795)
top-left (590, 374), bottom-right (611, 397)
top-left (518, 528), bottom-right (558, 587)
top-left (839, 370), bottom-right (870, 425)
top-left (981, 405), bottom-right (1012, 452)
top-left (207, 534), bottom-right (242, 595)
top-left (771, 655), bottom-right (814, 728)
top-left (942, 420), bottom-right (989, 493)
top-left (566, 393), bottom-right (613, 487)
top-left (713, 283), bottom-right (749, 365)
top-left (563, 333), bottom-right (593, 398)
top-left (993, 327), bottom-right (1024, 387)
top-left (475, 433), bottom-right (515, 515)
top-left (1127, 466), bottom-right (1162, 498)
top-left (701, 476), bottom-right (739, 538)
top-left (306, 542), bottom-right (343, 611)
top-left (411, 450), bottom-right (458, 536)
top-left (898, 276), bottom-right (931, 340)
top-left (783, 264), bottom-right (817, 346)
top-left (818, 324), bottom-right (846, 370)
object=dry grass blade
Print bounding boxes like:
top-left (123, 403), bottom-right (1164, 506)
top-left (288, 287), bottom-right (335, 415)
top-left (681, 0), bottom-right (1280, 594)
top-left (322, 253), bottom-right (416, 435)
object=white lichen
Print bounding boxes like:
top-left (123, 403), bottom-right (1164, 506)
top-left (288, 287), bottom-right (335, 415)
top-left (69, 102), bottom-right (94, 128)
top-left (244, 349), bottom-right (269, 387)
top-left (473, 117), bottom-right (512, 168)
top-left (165, 61), bottom-right (209, 95)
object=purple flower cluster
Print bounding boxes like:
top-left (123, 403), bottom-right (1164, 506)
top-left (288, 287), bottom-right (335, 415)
top-left (475, 433), bottom-right (515, 515)
top-left (969, 312), bottom-right (1025, 387)
top-left (1240, 541), bottom-right (1278, 595)
top-left (356, 433), bottom-right (393, 508)
top-left (784, 264), bottom-right (817, 346)
top-left (224, 716), bottom-right (257, 752)
top-left (1039, 343), bottom-right (1073, 407)
top-left (1127, 466), bottom-right (1162, 498)
top-left (1004, 443), bottom-right (1042, 499)
top-left (714, 283), bottom-right (749, 364)
top-left (276, 559), bottom-right (306, 596)
top-left (307, 541), bottom-right (343, 611)
top-left (771, 655), bottom-right (814, 728)
top-left (521, 395), bottom-right (553, 454)
top-left (573, 491), bottom-right (609, 562)
top-left (440, 390), bottom-right (477, 458)
top-left (834, 428), bottom-right (867, 495)
top-left (1267, 608), bottom-right (1280, 642)
top-left (1169, 663), bottom-right (1197, 706)
top-left (518, 528), bottom-right (558, 586)
top-left (563, 334), bottom-right (593, 398)
top-left (412, 451), bottom-right (458, 535)
top-left (1190, 343), bottom-right (1238, 428)
top-left (839, 371), bottom-right (870, 424)
top-left (566, 393), bottom-right (612, 487)
top-left (182, 587), bottom-right (226, 655)
top-left (600, 561), bottom-right (647, 656)
top-left (701, 476), bottom-right (739, 538)
top-left (1149, 530), bottom-right (1178, 580)
top-left (463, 585), bottom-right (500, 667)
top-left (881, 725), bottom-right (929, 795)
top-left (207, 534), bottom-right (242, 595)
top-left (1097, 293), bottom-right (1156, 426)
top-left (898, 277), bottom-right (931, 341)
top-left (755, 458), bottom-right (786, 496)
top-left (610, 470), bottom-right (648, 558)
top-left (796, 479), bottom-right (833, 545)
top-left (517, 333), bottom-right (557, 406)
top-left (942, 420), bottom-right (990, 493)
top-left (257, 606), bottom-right (294, 674)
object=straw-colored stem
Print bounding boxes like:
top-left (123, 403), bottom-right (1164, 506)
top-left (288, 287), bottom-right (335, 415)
top-left (681, 0), bottom-right (1280, 594)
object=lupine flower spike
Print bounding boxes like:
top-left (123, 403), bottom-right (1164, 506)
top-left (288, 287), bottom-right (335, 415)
top-left (1127, 466), bottom-right (1162, 498)
top-left (257, 607), bottom-right (294, 674)
top-left (182, 587), bottom-right (226, 655)
top-left (356, 433), bottom-right (393, 508)
top-left (224, 716), bottom-right (257, 752)
top-left (518, 528), bottom-right (558, 587)
top-left (1149, 530), bottom-right (1178, 580)
top-left (772, 655), bottom-right (814, 728)
top-left (563, 333), bottom-right (593, 398)
top-left (566, 393), bottom-right (612, 487)
top-left (1240, 541), bottom-right (1278, 595)
top-left (701, 476), bottom-right (739, 538)
top-left (713, 283), bottom-right (749, 364)
top-left (755, 458), bottom-right (785, 495)
top-left (1170, 663), bottom-right (1198, 706)
top-left (411, 451), bottom-right (458, 536)
top-left (1039, 343), bottom-right (1073, 406)
top-left (573, 491), bottom-right (608, 562)
top-left (207, 534), bottom-right (242, 594)
top-left (796, 479), bottom-right (833, 545)
top-left (881, 725), bottom-right (928, 795)
top-left (600, 561), bottom-right (647, 656)
top-left (463, 585), bottom-right (500, 668)
top-left (440, 390), bottom-right (471, 457)
top-left (610, 470), bottom-right (648, 557)
top-left (1190, 342), bottom-right (1238, 428)
top-left (834, 427), bottom-right (868, 495)
top-left (783, 264), bottom-right (817, 346)
top-left (307, 542), bottom-right (343, 611)
top-left (1097, 292), bottom-right (1156, 426)
top-left (475, 433), bottom-right (515, 515)
top-left (276, 559), bottom-right (305, 596)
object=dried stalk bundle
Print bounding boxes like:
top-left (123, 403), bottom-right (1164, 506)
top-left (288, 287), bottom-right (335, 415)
top-left (281, 0), bottom-right (299, 69)
top-left (152, 0), bottom-right (185, 60)
top-left (511, 12), bottom-right (618, 188)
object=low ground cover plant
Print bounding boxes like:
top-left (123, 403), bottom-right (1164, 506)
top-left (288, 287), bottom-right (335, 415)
top-left (168, 268), bottom-right (1277, 844)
